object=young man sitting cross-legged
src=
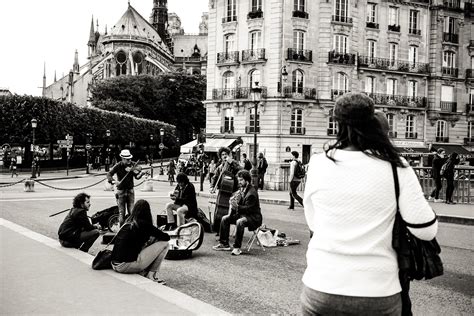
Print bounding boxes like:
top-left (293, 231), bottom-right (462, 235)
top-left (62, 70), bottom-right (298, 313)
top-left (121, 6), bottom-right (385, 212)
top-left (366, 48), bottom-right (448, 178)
top-left (212, 170), bottom-right (263, 256)
top-left (165, 173), bottom-right (198, 230)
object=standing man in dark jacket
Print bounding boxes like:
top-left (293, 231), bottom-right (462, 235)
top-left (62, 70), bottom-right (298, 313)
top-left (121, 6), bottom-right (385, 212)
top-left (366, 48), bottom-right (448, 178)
top-left (444, 152), bottom-right (460, 204)
top-left (241, 153), bottom-right (252, 171)
top-left (257, 152), bottom-right (268, 189)
top-left (213, 170), bottom-right (263, 256)
top-left (428, 148), bottom-right (446, 203)
top-left (165, 173), bottom-right (198, 230)
top-left (58, 193), bottom-right (100, 253)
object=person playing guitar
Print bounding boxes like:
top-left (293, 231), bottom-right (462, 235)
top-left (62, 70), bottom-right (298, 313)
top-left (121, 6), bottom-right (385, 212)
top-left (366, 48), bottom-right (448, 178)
top-left (107, 149), bottom-right (148, 226)
top-left (210, 147), bottom-right (242, 234)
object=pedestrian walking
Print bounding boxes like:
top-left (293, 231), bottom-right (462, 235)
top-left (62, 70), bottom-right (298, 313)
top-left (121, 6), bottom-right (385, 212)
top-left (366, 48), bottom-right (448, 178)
top-left (443, 152), bottom-right (460, 204)
top-left (95, 155), bottom-right (101, 171)
top-left (168, 159), bottom-right (176, 186)
top-left (257, 152), bottom-right (268, 189)
top-left (208, 159), bottom-right (217, 184)
top-left (301, 92), bottom-right (438, 315)
top-left (10, 156), bottom-right (18, 177)
top-left (288, 151), bottom-right (304, 210)
top-left (428, 148), bottom-right (446, 203)
top-left (34, 156), bottom-right (40, 177)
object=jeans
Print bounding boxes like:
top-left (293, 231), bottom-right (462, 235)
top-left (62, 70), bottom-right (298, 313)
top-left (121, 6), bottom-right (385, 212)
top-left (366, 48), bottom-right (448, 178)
top-left (258, 172), bottom-right (265, 189)
top-left (300, 285), bottom-right (401, 316)
top-left (112, 241), bottom-right (169, 274)
top-left (219, 214), bottom-right (248, 249)
top-left (430, 177), bottom-right (442, 199)
top-left (289, 180), bottom-right (304, 209)
top-left (60, 229), bottom-right (100, 252)
top-left (445, 175), bottom-right (455, 202)
top-left (116, 189), bottom-right (135, 225)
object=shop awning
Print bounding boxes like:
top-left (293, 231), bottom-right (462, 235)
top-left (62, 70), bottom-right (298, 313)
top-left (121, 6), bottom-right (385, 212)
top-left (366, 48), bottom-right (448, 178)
top-left (203, 138), bottom-right (242, 152)
top-left (396, 147), bottom-right (430, 157)
top-left (180, 139), bottom-right (197, 153)
top-left (431, 144), bottom-right (471, 155)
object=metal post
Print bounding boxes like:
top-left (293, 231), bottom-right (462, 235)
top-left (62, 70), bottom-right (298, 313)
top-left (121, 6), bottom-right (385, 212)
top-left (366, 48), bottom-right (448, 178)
top-left (31, 119), bottom-right (37, 178)
top-left (251, 101), bottom-right (259, 190)
top-left (105, 129), bottom-right (110, 172)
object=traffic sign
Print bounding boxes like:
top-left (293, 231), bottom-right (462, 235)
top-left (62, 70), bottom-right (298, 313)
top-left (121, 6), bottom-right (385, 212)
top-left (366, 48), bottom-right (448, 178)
top-left (57, 140), bottom-right (68, 145)
top-left (59, 144), bottom-right (72, 149)
top-left (85, 144), bottom-right (92, 150)
top-left (66, 134), bottom-right (73, 141)
top-left (159, 143), bottom-right (164, 150)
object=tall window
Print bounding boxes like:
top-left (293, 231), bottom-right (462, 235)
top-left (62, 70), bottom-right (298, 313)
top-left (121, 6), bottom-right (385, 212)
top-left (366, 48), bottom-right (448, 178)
top-left (334, 35), bottom-right (348, 54)
top-left (408, 80), bottom-right (417, 99)
top-left (389, 7), bottom-right (399, 26)
top-left (470, 88), bottom-right (474, 105)
top-left (334, 72), bottom-right (349, 91)
top-left (249, 107), bottom-right (260, 133)
top-left (444, 16), bottom-right (456, 34)
top-left (443, 51), bottom-right (456, 68)
top-left (386, 78), bottom-right (398, 96)
top-left (294, 0), bottom-right (305, 12)
top-left (441, 85), bottom-right (454, 102)
top-left (436, 120), bottom-right (447, 139)
top-left (406, 115), bottom-right (416, 138)
top-left (293, 31), bottom-right (305, 51)
top-left (409, 10), bottom-right (419, 33)
top-left (226, 0), bottom-right (236, 19)
top-left (249, 31), bottom-right (262, 50)
top-left (409, 46), bottom-right (418, 66)
top-left (389, 43), bottom-right (398, 66)
top-left (367, 3), bottom-right (377, 23)
top-left (291, 108), bottom-right (304, 134)
top-left (468, 121), bottom-right (473, 139)
top-left (328, 109), bottom-right (338, 136)
top-left (224, 34), bottom-right (235, 53)
top-left (387, 113), bottom-right (396, 137)
top-left (367, 40), bottom-right (376, 61)
top-left (335, 0), bottom-right (349, 19)
top-left (251, 0), bottom-right (262, 11)
top-left (224, 108), bottom-right (234, 132)
top-left (292, 69), bottom-right (304, 93)
top-left (365, 76), bottom-right (376, 94)
top-left (115, 51), bottom-right (127, 76)
top-left (249, 69), bottom-right (260, 88)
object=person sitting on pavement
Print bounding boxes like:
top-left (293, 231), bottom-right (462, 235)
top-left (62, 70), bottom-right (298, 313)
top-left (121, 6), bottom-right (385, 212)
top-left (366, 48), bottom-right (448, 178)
top-left (212, 170), bottom-right (263, 256)
top-left (111, 199), bottom-right (170, 284)
top-left (164, 173), bottom-right (198, 230)
top-left (58, 193), bottom-right (100, 253)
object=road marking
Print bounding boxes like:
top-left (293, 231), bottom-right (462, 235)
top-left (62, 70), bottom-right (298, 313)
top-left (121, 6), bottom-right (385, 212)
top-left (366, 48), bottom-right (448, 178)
top-left (0, 195), bottom-right (169, 202)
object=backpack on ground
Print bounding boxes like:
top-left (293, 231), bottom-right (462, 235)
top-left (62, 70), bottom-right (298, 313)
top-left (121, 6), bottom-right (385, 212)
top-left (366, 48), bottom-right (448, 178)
top-left (294, 161), bottom-right (306, 179)
top-left (195, 207), bottom-right (212, 233)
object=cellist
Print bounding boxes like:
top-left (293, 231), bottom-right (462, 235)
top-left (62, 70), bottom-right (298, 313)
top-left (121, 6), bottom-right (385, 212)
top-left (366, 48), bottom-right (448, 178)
top-left (210, 147), bottom-right (242, 234)
top-left (107, 149), bottom-right (147, 226)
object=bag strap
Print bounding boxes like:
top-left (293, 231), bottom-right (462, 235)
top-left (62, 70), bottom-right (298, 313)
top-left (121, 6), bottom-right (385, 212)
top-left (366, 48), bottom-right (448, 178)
top-left (104, 223), bottom-right (129, 249)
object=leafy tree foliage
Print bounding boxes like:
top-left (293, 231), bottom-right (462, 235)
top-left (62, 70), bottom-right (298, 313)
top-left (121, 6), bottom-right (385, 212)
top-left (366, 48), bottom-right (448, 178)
top-left (90, 73), bottom-right (206, 144)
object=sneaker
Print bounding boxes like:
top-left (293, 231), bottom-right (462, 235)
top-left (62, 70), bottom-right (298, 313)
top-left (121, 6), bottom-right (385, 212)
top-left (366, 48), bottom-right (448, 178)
top-left (427, 196), bottom-right (434, 201)
top-left (212, 243), bottom-right (231, 251)
top-left (231, 248), bottom-right (242, 256)
top-left (434, 199), bottom-right (444, 203)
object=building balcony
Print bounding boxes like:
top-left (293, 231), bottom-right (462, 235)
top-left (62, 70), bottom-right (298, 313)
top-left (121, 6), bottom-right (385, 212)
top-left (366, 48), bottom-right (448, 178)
top-left (287, 48), bottom-right (312, 62)
top-left (440, 101), bottom-right (457, 113)
top-left (280, 86), bottom-right (317, 100)
top-left (466, 103), bottom-right (474, 115)
top-left (220, 126), bottom-right (234, 133)
top-left (292, 10), bottom-right (309, 19)
top-left (366, 22), bottom-right (379, 29)
top-left (388, 24), bottom-right (401, 32)
top-left (328, 51), bottom-right (356, 65)
top-left (212, 86), bottom-right (268, 100)
top-left (389, 131), bottom-right (398, 138)
top-left (327, 129), bottom-right (337, 136)
top-left (290, 127), bottom-right (306, 135)
top-left (466, 2), bottom-right (474, 17)
top-left (331, 89), bottom-right (351, 100)
top-left (241, 49), bottom-right (266, 62)
top-left (216, 51), bottom-right (239, 65)
top-left (237, 87), bottom-right (268, 99)
top-left (405, 132), bottom-right (418, 139)
top-left (409, 28), bottom-right (421, 35)
top-left (245, 126), bottom-right (260, 134)
top-left (358, 56), bottom-right (430, 74)
top-left (332, 15), bottom-right (353, 24)
top-left (466, 69), bottom-right (473, 79)
top-left (368, 93), bottom-right (427, 108)
top-left (442, 0), bottom-right (462, 11)
top-left (222, 15), bottom-right (237, 23)
top-left (436, 136), bottom-right (449, 143)
top-left (443, 32), bottom-right (459, 44)
top-left (464, 137), bottom-right (474, 145)
top-left (442, 67), bottom-right (458, 77)
top-left (247, 10), bottom-right (263, 19)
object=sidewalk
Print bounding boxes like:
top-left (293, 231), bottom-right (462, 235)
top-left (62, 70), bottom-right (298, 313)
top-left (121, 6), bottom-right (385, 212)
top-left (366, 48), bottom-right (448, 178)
top-left (0, 218), bottom-right (228, 315)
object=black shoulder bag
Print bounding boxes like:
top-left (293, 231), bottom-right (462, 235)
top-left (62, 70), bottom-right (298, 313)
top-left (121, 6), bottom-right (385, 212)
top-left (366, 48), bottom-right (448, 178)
top-left (391, 163), bottom-right (444, 315)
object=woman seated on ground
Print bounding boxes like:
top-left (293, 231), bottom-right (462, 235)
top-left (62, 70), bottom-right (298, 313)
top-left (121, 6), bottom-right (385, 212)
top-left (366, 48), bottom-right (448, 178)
top-left (111, 199), bottom-right (170, 284)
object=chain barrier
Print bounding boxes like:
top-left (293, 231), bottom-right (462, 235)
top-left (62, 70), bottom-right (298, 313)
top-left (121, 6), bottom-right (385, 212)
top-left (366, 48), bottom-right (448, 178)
top-left (134, 180), bottom-right (146, 188)
top-left (33, 178), bottom-right (106, 191)
top-left (0, 178), bottom-right (26, 188)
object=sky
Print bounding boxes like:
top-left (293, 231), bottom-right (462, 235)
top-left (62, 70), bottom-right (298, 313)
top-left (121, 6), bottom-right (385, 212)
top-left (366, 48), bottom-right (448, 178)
top-left (0, 0), bottom-right (208, 96)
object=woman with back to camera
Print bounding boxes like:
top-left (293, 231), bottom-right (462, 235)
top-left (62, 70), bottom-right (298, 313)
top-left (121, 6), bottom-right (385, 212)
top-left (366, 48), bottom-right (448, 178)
top-left (301, 93), bottom-right (438, 315)
top-left (111, 199), bottom-right (170, 284)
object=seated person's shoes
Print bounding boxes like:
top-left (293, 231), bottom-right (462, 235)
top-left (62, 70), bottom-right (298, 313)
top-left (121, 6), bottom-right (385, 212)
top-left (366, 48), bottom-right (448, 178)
top-left (212, 243), bottom-right (231, 251)
top-left (231, 248), bottom-right (242, 256)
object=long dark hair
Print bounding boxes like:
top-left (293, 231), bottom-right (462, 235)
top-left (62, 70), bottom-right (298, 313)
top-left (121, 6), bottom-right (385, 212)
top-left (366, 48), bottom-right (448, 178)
top-left (128, 199), bottom-right (153, 227)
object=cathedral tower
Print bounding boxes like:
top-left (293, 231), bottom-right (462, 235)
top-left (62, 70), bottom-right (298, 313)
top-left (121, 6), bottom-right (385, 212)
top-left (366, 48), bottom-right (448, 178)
top-left (87, 16), bottom-right (96, 57)
top-left (150, 0), bottom-right (173, 52)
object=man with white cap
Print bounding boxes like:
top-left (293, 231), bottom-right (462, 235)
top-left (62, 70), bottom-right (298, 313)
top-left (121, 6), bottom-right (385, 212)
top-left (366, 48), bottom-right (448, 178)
top-left (107, 149), bottom-right (146, 225)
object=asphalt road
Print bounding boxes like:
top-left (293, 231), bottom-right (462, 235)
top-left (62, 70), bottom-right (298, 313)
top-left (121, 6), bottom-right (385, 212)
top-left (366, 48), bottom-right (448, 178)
top-left (1, 177), bottom-right (473, 315)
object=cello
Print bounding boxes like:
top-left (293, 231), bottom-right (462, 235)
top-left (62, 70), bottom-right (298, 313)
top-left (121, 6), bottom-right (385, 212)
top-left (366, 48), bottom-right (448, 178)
top-left (211, 161), bottom-right (238, 233)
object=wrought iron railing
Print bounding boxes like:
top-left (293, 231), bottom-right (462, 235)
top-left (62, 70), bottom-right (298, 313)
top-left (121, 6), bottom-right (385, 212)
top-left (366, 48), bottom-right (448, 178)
top-left (327, 128), bottom-right (337, 136)
top-left (217, 51), bottom-right (239, 64)
top-left (331, 89), bottom-right (350, 100)
top-left (328, 51), bottom-right (356, 65)
top-left (368, 93), bottom-right (427, 108)
top-left (358, 56), bottom-right (430, 74)
top-left (332, 15), bottom-right (353, 23)
top-left (247, 10), bottom-right (263, 19)
top-left (466, 69), bottom-right (473, 79)
top-left (443, 32), bottom-right (459, 43)
top-left (220, 126), bottom-right (234, 133)
top-left (388, 24), bottom-right (401, 32)
top-left (245, 126), bottom-right (260, 133)
top-left (405, 132), bottom-right (418, 139)
top-left (237, 87), bottom-right (268, 99)
top-left (466, 103), bottom-right (474, 114)
top-left (442, 67), bottom-right (458, 77)
top-left (281, 86), bottom-right (317, 100)
top-left (287, 48), bottom-right (312, 62)
top-left (464, 137), bottom-right (474, 145)
top-left (222, 15), bottom-right (237, 23)
top-left (435, 136), bottom-right (449, 142)
top-left (241, 49), bottom-right (266, 62)
top-left (470, 40), bottom-right (474, 47)
top-left (292, 10), bottom-right (309, 19)
top-left (440, 101), bottom-right (457, 112)
top-left (389, 131), bottom-right (398, 138)
top-left (466, 2), bottom-right (474, 17)
top-left (366, 22), bottom-right (379, 29)
top-left (290, 127), bottom-right (306, 135)
top-left (212, 87), bottom-right (268, 100)
top-left (442, 0), bottom-right (461, 10)
top-left (409, 28), bottom-right (421, 35)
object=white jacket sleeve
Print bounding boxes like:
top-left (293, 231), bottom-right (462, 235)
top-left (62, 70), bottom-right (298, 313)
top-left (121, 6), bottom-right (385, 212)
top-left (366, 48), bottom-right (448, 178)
top-left (303, 156), bottom-right (317, 232)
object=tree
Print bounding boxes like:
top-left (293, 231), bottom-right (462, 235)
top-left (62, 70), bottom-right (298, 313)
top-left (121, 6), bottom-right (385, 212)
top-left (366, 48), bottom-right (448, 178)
top-left (90, 73), bottom-right (206, 144)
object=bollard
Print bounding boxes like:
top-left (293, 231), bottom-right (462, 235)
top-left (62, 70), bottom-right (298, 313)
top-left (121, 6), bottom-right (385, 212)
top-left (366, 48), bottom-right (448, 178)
top-left (24, 179), bottom-right (35, 192)
top-left (142, 180), bottom-right (154, 192)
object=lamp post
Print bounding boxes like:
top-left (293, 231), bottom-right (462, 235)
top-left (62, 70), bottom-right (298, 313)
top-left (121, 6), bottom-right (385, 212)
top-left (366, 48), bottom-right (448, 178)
top-left (250, 82), bottom-right (262, 190)
top-left (86, 133), bottom-right (92, 174)
top-left (278, 65), bottom-right (289, 93)
top-left (30, 118), bottom-right (38, 178)
top-left (159, 128), bottom-right (164, 175)
top-left (105, 129), bottom-right (111, 171)
top-left (149, 133), bottom-right (154, 178)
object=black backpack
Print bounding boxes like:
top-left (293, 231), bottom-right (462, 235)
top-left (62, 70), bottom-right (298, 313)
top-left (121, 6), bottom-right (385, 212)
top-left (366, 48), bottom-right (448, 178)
top-left (294, 161), bottom-right (306, 179)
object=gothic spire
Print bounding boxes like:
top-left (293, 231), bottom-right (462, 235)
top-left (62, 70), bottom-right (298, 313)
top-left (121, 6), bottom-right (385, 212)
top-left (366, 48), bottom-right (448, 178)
top-left (42, 62), bottom-right (46, 97)
top-left (73, 50), bottom-right (80, 73)
top-left (88, 15), bottom-right (95, 45)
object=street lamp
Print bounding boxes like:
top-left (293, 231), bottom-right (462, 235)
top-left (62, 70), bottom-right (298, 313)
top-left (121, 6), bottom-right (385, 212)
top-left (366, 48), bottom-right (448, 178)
top-left (30, 118), bottom-right (38, 178)
top-left (159, 128), bottom-right (164, 175)
top-left (277, 65), bottom-right (289, 93)
top-left (149, 133), bottom-right (154, 178)
top-left (250, 82), bottom-right (262, 190)
top-left (105, 129), bottom-right (111, 171)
